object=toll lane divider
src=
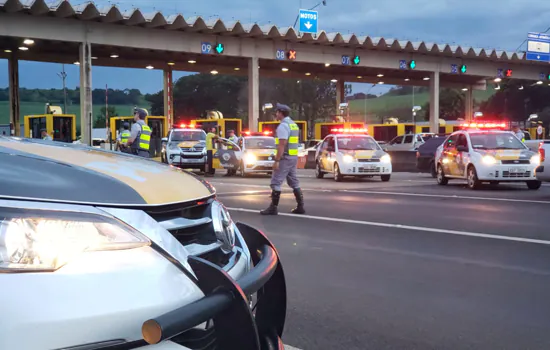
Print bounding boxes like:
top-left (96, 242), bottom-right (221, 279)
top-left (303, 150), bottom-right (419, 173)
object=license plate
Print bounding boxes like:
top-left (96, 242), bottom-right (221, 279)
top-left (363, 165), bottom-right (377, 169)
top-left (509, 167), bottom-right (525, 173)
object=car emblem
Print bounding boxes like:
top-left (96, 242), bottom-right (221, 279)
top-left (268, 156), bottom-right (273, 161)
top-left (211, 201), bottom-right (235, 253)
top-left (222, 153), bottom-right (231, 161)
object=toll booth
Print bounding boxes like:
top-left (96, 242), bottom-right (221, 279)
top-left (110, 116), bottom-right (168, 157)
top-left (314, 122), bottom-right (366, 140)
top-left (191, 118), bottom-right (242, 138)
top-left (24, 114), bottom-right (76, 142)
top-left (259, 121), bottom-right (308, 143)
top-left (368, 123), bottom-right (459, 142)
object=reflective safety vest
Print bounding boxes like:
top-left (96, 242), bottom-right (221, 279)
top-left (138, 124), bottom-right (152, 151)
top-left (228, 136), bottom-right (239, 149)
top-left (120, 130), bottom-right (131, 144)
top-left (275, 119), bottom-right (300, 157)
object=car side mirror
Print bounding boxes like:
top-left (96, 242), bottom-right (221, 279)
top-left (457, 145), bottom-right (468, 152)
top-left (161, 137), bottom-right (168, 143)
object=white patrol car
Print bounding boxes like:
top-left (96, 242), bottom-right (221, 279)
top-left (315, 130), bottom-right (392, 182)
top-left (239, 132), bottom-right (277, 177)
top-left (435, 123), bottom-right (542, 190)
top-left (162, 127), bottom-right (207, 171)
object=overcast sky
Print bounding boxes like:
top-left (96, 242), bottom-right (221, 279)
top-left (1, 0), bottom-right (549, 94)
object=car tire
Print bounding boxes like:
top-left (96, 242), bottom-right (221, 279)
top-left (467, 166), bottom-right (481, 190)
top-left (315, 161), bottom-right (325, 179)
top-left (436, 165), bottom-right (448, 185)
top-left (334, 162), bottom-right (343, 182)
top-left (526, 180), bottom-right (542, 190)
top-left (430, 161), bottom-right (437, 178)
top-left (381, 174), bottom-right (391, 182)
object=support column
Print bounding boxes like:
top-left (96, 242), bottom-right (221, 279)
top-left (464, 86), bottom-right (474, 122)
top-left (163, 69), bottom-right (174, 129)
top-left (336, 80), bottom-right (345, 112)
top-left (79, 42), bottom-right (92, 146)
top-left (8, 54), bottom-right (20, 136)
top-left (429, 71), bottom-right (440, 133)
top-left (248, 57), bottom-right (259, 132)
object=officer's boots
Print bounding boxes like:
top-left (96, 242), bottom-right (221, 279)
top-left (291, 188), bottom-right (306, 214)
top-left (260, 190), bottom-right (281, 215)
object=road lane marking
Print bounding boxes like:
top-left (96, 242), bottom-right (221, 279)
top-left (228, 207), bottom-right (550, 246)
top-left (340, 190), bottom-right (550, 204)
top-left (285, 346), bottom-right (303, 350)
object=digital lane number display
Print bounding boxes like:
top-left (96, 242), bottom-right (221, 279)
top-left (342, 55), bottom-right (351, 65)
top-left (276, 49), bottom-right (286, 60)
top-left (201, 42), bottom-right (213, 54)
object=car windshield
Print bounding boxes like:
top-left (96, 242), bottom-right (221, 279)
top-left (337, 136), bottom-right (380, 150)
top-left (470, 132), bottom-right (526, 150)
top-left (245, 137), bottom-right (276, 149)
top-left (171, 130), bottom-right (206, 142)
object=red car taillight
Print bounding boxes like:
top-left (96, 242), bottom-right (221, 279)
top-left (540, 143), bottom-right (545, 162)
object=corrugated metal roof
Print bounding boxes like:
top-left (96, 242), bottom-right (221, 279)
top-left (0, 0), bottom-right (526, 61)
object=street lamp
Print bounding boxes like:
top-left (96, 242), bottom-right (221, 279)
top-left (412, 105), bottom-right (422, 129)
top-left (364, 83), bottom-right (376, 123)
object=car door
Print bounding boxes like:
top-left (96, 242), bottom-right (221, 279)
top-left (441, 134), bottom-right (459, 176)
top-left (325, 137), bottom-right (336, 172)
top-left (317, 137), bottom-right (329, 171)
top-left (402, 135), bottom-right (415, 151)
top-left (455, 134), bottom-right (469, 177)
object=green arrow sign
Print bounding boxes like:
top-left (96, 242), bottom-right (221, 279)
top-left (460, 64), bottom-right (467, 74)
top-left (409, 60), bottom-right (416, 69)
top-left (215, 43), bottom-right (224, 54)
top-left (353, 55), bottom-right (360, 65)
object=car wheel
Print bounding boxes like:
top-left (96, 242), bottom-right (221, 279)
top-left (526, 180), bottom-right (542, 190)
top-left (334, 162), bottom-right (343, 182)
top-left (467, 166), bottom-right (481, 190)
top-left (381, 174), bottom-right (391, 182)
top-left (430, 161), bottom-right (437, 178)
top-left (315, 161), bottom-right (325, 179)
top-left (436, 165), bottom-right (448, 185)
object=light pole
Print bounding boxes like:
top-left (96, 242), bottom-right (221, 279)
top-left (364, 83), bottom-right (376, 123)
top-left (57, 64), bottom-right (67, 114)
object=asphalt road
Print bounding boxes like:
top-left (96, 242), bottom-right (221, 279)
top-left (210, 171), bottom-right (550, 350)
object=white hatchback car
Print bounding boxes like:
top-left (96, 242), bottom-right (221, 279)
top-left (315, 132), bottom-right (392, 182)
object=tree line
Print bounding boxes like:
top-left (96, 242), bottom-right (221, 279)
top-left (0, 87), bottom-right (144, 105)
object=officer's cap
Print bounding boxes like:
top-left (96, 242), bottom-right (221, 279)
top-left (275, 103), bottom-right (291, 113)
top-left (134, 108), bottom-right (148, 119)
top-left (123, 122), bottom-right (130, 129)
top-left (228, 129), bottom-right (235, 133)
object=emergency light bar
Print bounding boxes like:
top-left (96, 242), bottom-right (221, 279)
top-left (178, 123), bottom-right (199, 128)
top-left (460, 122), bottom-right (506, 129)
top-left (331, 128), bottom-right (368, 133)
top-left (243, 130), bottom-right (273, 136)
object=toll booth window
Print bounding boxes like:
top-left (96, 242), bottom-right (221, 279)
top-left (30, 117), bottom-right (46, 139)
top-left (53, 117), bottom-right (73, 142)
top-left (374, 125), bottom-right (397, 142)
top-left (404, 125), bottom-right (414, 134)
top-left (225, 121), bottom-right (239, 138)
top-left (439, 127), bottom-right (446, 134)
top-left (148, 119), bottom-right (162, 138)
top-left (422, 127), bottom-right (430, 133)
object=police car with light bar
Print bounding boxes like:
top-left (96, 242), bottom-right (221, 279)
top-left (239, 131), bottom-right (277, 177)
top-left (315, 128), bottom-right (392, 182)
top-left (162, 125), bottom-right (207, 171)
top-left (435, 122), bottom-right (542, 190)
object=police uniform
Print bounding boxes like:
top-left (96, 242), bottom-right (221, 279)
top-left (129, 109), bottom-right (151, 158)
top-left (118, 123), bottom-right (132, 153)
top-left (261, 104), bottom-right (305, 215)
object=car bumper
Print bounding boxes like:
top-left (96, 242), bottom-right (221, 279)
top-left (340, 162), bottom-right (392, 175)
top-left (536, 165), bottom-right (550, 181)
top-left (476, 164), bottom-right (538, 181)
top-left (244, 160), bottom-right (275, 172)
top-left (168, 153), bottom-right (206, 167)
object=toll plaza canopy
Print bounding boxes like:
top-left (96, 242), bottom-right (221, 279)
top-left (1, 0), bottom-right (548, 142)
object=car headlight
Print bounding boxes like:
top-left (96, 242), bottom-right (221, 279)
top-left (482, 155), bottom-right (497, 165)
top-left (169, 143), bottom-right (179, 150)
top-left (380, 154), bottom-right (391, 163)
top-left (245, 153), bottom-right (257, 163)
top-left (343, 154), bottom-right (355, 163)
top-left (531, 155), bottom-right (541, 165)
top-left (211, 201), bottom-right (235, 254)
top-left (0, 209), bottom-right (150, 272)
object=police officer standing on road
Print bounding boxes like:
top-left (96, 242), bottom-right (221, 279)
top-left (205, 127), bottom-right (219, 177)
top-left (260, 103), bottom-right (306, 215)
top-left (126, 108), bottom-right (151, 158)
top-left (117, 122), bottom-right (131, 153)
top-left (226, 129), bottom-right (239, 177)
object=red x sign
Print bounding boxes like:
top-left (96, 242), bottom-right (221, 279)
top-left (287, 50), bottom-right (297, 60)
top-left (505, 69), bottom-right (513, 77)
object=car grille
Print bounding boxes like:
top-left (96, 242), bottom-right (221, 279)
top-left (501, 160), bottom-right (530, 164)
top-left (180, 154), bottom-right (205, 159)
top-left (358, 167), bottom-right (380, 173)
top-left (502, 171), bottom-right (531, 178)
top-left (357, 158), bottom-right (380, 163)
top-left (181, 147), bottom-right (204, 152)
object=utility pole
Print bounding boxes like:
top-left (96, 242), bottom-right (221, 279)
top-left (57, 64), bottom-right (67, 114)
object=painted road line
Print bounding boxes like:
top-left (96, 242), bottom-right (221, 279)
top-left (285, 346), bottom-right (303, 350)
top-left (340, 189), bottom-right (550, 205)
top-left (227, 207), bottom-right (550, 246)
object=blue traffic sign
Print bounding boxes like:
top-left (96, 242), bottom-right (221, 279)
top-left (201, 42), bottom-right (212, 54)
top-left (298, 9), bottom-right (318, 34)
top-left (399, 60), bottom-right (407, 70)
top-left (497, 68), bottom-right (504, 78)
top-left (450, 64), bottom-right (458, 74)
top-left (341, 55), bottom-right (351, 65)
top-left (526, 32), bottom-right (550, 62)
top-left (276, 49), bottom-right (286, 60)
